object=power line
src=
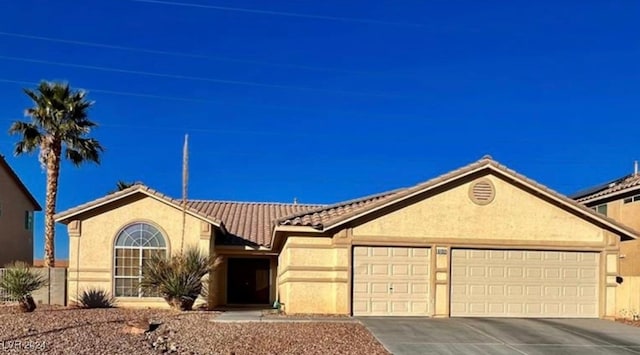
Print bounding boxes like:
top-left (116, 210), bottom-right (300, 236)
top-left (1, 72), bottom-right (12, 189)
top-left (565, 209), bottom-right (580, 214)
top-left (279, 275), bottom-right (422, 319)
top-left (0, 31), bottom-right (402, 77)
top-left (130, 0), bottom-right (424, 27)
top-left (0, 78), bottom-right (421, 121)
top-left (0, 55), bottom-right (402, 98)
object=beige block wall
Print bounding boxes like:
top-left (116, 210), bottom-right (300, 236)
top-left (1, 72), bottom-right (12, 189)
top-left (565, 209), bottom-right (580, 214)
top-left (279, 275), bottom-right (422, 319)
top-left (68, 195), bottom-right (212, 307)
top-left (31, 267), bottom-right (67, 306)
top-left (0, 165), bottom-right (36, 266)
top-left (277, 236), bottom-right (349, 314)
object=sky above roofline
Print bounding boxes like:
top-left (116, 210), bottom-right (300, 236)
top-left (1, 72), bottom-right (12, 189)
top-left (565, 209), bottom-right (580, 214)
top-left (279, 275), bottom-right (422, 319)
top-left (0, 0), bottom-right (638, 259)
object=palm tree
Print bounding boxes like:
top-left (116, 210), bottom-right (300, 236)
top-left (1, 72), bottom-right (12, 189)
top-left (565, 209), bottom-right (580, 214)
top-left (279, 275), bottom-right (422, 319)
top-left (9, 81), bottom-right (103, 268)
top-left (111, 180), bottom-right (135, 194)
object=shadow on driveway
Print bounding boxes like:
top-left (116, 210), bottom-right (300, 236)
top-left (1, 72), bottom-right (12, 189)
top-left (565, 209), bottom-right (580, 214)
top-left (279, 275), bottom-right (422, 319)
top-left (359, 317), bottom-right (640, 355)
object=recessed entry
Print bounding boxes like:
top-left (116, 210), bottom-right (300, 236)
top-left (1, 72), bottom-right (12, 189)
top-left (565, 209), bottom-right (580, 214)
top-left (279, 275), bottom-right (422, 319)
top-left (469, 178), bottom-right (495, 205)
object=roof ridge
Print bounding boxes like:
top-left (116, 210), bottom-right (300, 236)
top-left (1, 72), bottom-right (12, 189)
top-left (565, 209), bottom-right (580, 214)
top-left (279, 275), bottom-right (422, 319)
top-left (188, 199), bottom-right (325, 206)
top-left (276, 186), bottom-right (408, 224)
top-left (55, 183), bottom-right (223, 226)
top-left (274, 157), bottom-right (496, 225)
top-left (574, 173), bottom-right (640, 203)
top-left (275, 156), bottom-right (639, 241)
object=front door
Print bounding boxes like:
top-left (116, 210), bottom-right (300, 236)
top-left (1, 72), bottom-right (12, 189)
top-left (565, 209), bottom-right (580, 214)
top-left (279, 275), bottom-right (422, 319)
top-left (227, 258), bottom-right (271, 304)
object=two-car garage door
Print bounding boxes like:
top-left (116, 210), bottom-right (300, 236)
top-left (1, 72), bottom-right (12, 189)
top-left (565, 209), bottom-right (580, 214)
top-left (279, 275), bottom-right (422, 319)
top-left (450, 249), bottom-right (599, 317)
top-left (352, 246), bottom-right (599, 317)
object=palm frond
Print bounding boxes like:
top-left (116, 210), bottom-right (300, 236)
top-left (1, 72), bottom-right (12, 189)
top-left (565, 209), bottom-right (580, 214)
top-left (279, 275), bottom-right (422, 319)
top-left (64, 137), bottom-right (103, 166)
top-left (9, 121), bottom-right (42, 155)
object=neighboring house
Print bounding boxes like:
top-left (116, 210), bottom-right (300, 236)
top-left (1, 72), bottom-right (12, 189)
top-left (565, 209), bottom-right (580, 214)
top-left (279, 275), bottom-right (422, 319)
top-left (0, 155), bottom-right (41, 266)
top-left (54, 156), bottom-right (638, 319)
top-left (571, 164), bottom-right (640, 276)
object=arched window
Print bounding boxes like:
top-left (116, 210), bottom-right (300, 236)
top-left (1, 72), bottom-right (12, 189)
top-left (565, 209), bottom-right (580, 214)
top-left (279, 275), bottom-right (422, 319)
top-left (114, 222), bottom-right (167, 297)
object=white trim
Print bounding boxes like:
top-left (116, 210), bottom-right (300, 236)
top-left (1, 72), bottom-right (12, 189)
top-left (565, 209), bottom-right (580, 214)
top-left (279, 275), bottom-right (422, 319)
top-left (322, 165), bottom-right (487, 231)
top-left (319, 165), bottom-right (638, 240)
top-left (55, 188), bottom-right (221, 227)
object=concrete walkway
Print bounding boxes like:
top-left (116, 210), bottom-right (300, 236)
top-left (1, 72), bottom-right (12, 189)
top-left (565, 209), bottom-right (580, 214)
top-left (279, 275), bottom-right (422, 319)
top-left (212, 309), bottom-right (356, 323)
top-left (214, 309), bottom-right (263, 322)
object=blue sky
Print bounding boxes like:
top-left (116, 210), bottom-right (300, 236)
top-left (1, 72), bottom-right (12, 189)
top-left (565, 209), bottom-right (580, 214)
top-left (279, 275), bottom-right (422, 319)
top-left (0, 1), bottom-right (638, 260)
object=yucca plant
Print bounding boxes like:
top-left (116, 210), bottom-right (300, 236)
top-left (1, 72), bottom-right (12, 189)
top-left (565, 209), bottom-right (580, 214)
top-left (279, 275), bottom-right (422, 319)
top-left (75, 288), bottom-right (115, 308)
top-left (140, 246), bottom-right (220, 311)
top-left (0, 262), bottom-right (47, 312)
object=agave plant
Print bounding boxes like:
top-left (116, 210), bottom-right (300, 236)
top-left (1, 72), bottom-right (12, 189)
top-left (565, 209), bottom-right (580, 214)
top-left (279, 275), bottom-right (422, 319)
top-left (0, 262), bottom-right (47, 312)
top-left (140, 246), bottom-right (220, 311)
top-left (75, 288), bottom-right (115, 309)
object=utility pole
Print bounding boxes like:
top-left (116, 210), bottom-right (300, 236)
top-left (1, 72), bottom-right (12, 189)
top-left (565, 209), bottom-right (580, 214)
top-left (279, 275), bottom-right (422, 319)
top-left (180, 134), bottom-right (189, 253)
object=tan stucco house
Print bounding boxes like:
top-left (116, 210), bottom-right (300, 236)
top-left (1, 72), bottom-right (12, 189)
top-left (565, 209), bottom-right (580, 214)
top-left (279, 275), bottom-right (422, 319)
top-left (0, 155), bottom-right (41, 266)
top-left (54, 156), bottom-right (639, 318)
top-left (572, 166), bottom-right (640, 276)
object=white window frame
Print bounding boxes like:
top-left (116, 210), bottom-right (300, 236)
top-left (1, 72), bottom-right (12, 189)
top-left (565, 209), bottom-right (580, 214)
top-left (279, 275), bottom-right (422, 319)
top-left (113, 222), bottom-right (167, 298)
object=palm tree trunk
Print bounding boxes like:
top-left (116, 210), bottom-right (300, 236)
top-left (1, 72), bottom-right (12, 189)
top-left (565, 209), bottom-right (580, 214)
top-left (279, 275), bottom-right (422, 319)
top-left (43, 141), bottom-right (61, 268)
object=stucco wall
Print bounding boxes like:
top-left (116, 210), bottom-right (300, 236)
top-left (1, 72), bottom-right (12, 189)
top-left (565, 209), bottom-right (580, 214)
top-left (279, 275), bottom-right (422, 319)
top-left (67, 194), bottom-right (212, 307)
top-left (277, 236), bottom-right (349, 314)
top-left (616, 276), bottom-right (640, 318)
top-left (595, 199), bottom-right (640, 276)
top-left (0, 165), bottom-right (36, 266)
top-left (311, 173), bottom-right (618, 318)
top-left (352, 174), bottom-right (605, 245)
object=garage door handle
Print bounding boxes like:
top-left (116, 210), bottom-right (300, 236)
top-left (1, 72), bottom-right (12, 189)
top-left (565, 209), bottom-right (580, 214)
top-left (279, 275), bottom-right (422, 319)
top-left (389, 287), bottom-right (393, 292)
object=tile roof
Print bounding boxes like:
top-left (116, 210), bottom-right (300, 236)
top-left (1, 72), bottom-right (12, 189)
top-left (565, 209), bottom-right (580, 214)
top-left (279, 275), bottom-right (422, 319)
top-left (275, 156), bottom-right (639, 240)
top-left (277, 188), bottom-right (406, 228)
top-left (54, 184), bottom-right (324, 247)
top-left (572, 174), bottom-right (640, 203)
top-left (55, 156), bottom-right (640, 249)
top-left (0, 155), bottom-right (41, 211)
top-left (185, 200), bottom-right (324, 247)
top-left (277, 158), bottom-right (508, 229)
top-left (54, 184), bottom-right (223, 226)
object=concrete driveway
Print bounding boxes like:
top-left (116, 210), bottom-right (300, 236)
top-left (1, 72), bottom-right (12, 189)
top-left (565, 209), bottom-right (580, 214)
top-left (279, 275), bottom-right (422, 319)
top-left (359, 317), bottom-right (640, 355)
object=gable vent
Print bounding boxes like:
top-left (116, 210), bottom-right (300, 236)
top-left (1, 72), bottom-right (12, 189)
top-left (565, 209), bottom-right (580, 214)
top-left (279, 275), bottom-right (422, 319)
top-left (469, 179), bottom-right (495, 205)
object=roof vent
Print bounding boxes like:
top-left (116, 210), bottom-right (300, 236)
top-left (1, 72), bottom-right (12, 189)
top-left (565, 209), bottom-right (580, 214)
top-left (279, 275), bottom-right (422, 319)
top-left (469, 178), bottom-right (495, 205)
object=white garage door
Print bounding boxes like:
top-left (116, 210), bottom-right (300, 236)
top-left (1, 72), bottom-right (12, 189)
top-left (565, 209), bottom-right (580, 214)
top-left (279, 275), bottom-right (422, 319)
top-left (451, 249), bottom-right (599, 317)
top-left (352, 246), bottom-right (430, 316)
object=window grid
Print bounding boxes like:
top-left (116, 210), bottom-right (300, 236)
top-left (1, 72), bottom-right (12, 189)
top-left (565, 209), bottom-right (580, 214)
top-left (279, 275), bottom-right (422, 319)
top-left (624, 195), bottom-right (640, 204)
top-left (113, 223), bottom-right (166, 297)
top-left (591, 204), bottom-right (607, 216)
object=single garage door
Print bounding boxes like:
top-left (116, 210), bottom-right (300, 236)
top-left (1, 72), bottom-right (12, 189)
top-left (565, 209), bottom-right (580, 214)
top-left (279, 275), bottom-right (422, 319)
top-left (352, 246), bottom-right (430, 316)
top-left (451, 249), bottom-right (599, 317)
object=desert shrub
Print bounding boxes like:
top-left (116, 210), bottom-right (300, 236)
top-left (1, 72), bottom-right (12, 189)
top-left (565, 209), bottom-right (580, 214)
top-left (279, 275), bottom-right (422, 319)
top-left (0, 262), bottom-right (47, 312)
top-left (141, 246), bottom-right (220, 311)
top-left (75, 288), bottom-right (115, 308)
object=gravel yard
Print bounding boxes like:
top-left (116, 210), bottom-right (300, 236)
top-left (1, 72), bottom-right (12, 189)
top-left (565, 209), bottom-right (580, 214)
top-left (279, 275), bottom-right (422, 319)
top-left (617, 318), bottom-right (640, 328)
top-left (0, 305), bottom-right (388, 354)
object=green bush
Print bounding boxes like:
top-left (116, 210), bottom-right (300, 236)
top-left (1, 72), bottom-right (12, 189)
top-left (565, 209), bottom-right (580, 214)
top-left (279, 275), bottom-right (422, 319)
top-left (140, 246), bottom-right (219, 311)
top-left (75, 288), bottom-right (115, 308)
top-left (0, 262), bottom-right (47, 312)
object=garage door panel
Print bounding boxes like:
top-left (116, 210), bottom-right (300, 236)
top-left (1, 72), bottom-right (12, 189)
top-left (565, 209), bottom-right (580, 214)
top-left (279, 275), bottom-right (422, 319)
top-left (352, 246), bottom-right (431, 316)
top-left (451, 249), bottom-right (599, 318)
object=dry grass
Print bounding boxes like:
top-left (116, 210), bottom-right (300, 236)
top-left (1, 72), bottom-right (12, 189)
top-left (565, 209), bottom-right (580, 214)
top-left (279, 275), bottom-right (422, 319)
top-left (616, 318), bottom-right (640, 328)
top-left (0, 305), bottom-right (388, 354)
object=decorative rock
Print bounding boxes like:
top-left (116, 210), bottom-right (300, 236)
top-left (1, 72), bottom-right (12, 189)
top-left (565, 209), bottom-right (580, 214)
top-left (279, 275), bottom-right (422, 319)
top-left (123, 317), bottom-right (151, 335)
